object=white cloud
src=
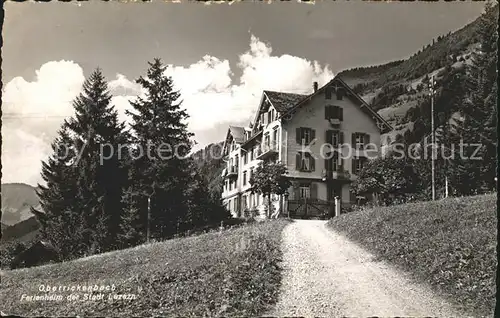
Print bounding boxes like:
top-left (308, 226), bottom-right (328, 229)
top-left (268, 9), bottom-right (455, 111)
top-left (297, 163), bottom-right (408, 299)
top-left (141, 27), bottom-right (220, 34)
top-left (2, 35), bottom-right (334, 185)
top-left (165, 34), bottom-right (333, 135)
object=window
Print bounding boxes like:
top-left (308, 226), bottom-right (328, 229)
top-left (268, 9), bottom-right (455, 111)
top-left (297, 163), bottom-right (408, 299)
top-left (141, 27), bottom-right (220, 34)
top-left (355, 134), bottom-right (364, 148)
top-left (302, 155), bottom-right (310, 171)
top-left (325, 87), bottom-right (332, 100)
top-left (325, 105), bottom-right (343, 121)
top-left (242, 195), bottom-right (247, 210)
top-left (296, 127), bottom-right (315, 145)
top-left (243, 152), bottom-right (248, 165)
top-left (352, 133), bottom-right (369, 149)
top-left (326, 130), bottom-right (342, 147)
top-left (233, 198), bottom-right (237, 212)
top-left (235, 155), bottom-right (239, 167)
top-left (299, 186), bottom-right (310, 198)
top-left (332, 131), bottom-right (340, 146)
top-left (325, 152), bottom-right (340, 172)
top-left (243, 171), bottom-right (247, 185)
top-left (264, 132), bottom-right (270, 147)
top-left (296, 152), bottom-right (315, 172)
top-left (336, 88), bottom-right (344, 100)
top-left (303, 129), bottom-right (311, 144)
top-left (353, 156), bottom-right (367, 174)
top-left (272, 127), bottom-right (278, 147)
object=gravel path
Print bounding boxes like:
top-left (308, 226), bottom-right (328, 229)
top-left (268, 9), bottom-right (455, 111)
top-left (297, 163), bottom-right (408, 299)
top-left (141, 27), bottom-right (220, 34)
top-left (267, 220), bottom-right (468, 317)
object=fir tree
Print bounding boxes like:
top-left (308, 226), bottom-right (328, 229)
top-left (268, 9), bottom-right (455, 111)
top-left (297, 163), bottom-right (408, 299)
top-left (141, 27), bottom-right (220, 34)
top-left (33, 69), bottom-right (128, 259)
top-left (31, 127), bottom-right (83, 259)
top-left (122, 58), bottom-right (194, 240)
top-left (64, 69), bottom-right (129, 251)
top-left (455, 3), bottom-right (498, 192)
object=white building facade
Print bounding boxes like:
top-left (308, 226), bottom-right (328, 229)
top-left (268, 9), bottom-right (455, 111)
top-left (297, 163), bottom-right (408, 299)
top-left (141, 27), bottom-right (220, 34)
top-left (221, 77), bottom-right (392, 218)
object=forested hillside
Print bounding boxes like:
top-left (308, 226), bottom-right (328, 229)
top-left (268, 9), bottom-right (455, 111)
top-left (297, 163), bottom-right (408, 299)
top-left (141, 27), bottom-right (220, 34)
top-left (192, 142), bottom-right (225, 200)
top-left (338, 5), bottom-right (496, 146)
top-left (351, 3), bottom-right (497, 202)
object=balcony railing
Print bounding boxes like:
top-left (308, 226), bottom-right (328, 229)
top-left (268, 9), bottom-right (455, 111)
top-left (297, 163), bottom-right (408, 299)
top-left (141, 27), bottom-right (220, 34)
top-left (225, 166), bottom-right (238, 179)
top-left (321, 169), bottom-right (351, 181)
top-left (256, 142), bottom-right (279, 160)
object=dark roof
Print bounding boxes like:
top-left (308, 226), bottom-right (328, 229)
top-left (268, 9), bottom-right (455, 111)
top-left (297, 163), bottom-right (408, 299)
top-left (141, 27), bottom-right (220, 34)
top-left (263, 90), bottom-right (309, 113)
top-left (228, 126), bottom-right (246, 143)
top-left (279, 77), bottom-right (393, 133)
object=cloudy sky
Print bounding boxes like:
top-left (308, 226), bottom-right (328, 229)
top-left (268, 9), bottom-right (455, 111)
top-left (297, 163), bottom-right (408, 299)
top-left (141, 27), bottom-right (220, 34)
top-left (2, 1), bottom-right (485, 186)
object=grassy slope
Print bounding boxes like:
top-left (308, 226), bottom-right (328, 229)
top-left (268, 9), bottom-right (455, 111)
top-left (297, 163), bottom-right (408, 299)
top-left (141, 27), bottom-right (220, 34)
top-left (1, 219), bottom-right (290, 317)
top-left (327, 194), bottom-right (496, 317)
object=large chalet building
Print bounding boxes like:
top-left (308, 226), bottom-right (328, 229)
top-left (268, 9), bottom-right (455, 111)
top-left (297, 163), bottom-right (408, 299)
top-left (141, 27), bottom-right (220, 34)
top-left (221, 76), bottom-right (392, 218)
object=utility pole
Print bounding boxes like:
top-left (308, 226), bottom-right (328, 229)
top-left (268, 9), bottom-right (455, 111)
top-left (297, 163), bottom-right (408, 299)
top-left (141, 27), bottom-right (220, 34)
top-left (430, 75), bottom-right (436, 201)
top-left (445, 174), bottom-right (449, 198)
top-left (147, 196), bottom-right (151, 243)
top-left (146, 185), bottom-right (156, 243)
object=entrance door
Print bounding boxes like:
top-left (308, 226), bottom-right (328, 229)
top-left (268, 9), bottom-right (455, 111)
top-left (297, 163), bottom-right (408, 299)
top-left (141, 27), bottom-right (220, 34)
top-left (327, 183), bottom-right (341, 201)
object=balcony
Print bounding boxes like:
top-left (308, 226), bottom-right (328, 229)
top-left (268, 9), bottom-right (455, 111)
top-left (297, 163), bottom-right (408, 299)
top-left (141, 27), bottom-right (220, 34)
top-left (321, 169), bottom-right (351, 181)
top-left (256, 142), bottom-right (279, 160)
top-left (225, 166), bottom-right (238, 179)
top-left (328, 117), bottom-right (341, 128)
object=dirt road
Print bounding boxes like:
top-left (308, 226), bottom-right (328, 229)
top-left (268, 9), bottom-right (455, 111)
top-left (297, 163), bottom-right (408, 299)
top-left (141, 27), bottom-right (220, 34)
top-left (267, 220), bottom-right (468, 317)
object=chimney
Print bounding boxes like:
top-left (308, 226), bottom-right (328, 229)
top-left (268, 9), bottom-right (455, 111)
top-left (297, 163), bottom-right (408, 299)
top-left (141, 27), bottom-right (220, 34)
top-left (313, 81), bottom-right (318, 93)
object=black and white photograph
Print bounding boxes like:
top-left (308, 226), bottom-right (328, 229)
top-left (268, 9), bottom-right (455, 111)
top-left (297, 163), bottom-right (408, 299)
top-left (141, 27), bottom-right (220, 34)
top-left (1, 0), bottom-right (497, 317)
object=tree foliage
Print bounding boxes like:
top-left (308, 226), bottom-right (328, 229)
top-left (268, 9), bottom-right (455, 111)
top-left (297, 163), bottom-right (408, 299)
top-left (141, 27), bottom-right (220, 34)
top-left (32, 69), bottom-right (128, 259)
top-left (249, 161), bottom-right (291, 218)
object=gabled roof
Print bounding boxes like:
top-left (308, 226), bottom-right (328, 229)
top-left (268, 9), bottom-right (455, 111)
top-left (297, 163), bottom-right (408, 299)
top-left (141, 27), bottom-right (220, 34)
top-left (222, 125), bottom-right (246, 155)
top-left (228, 126), bottom-right (246, 143)
top-left (263, 90), bottom-right (308, 113)
top-left (280, 76), bottom-right (393, 133)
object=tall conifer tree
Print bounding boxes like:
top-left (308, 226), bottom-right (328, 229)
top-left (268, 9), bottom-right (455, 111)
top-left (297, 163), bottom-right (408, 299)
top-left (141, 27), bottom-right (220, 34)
top-left (121, 59), bottom-right (194, 240)
top-left (33, 69), bottom-right (128, 258)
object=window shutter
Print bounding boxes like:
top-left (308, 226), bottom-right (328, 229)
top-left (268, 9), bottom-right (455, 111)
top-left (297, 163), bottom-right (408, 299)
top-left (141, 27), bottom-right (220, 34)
top-left (296, 153), bottom-right (301, 170)
top-left (310, 183), bottom-right (318, 199)
top-left (351, 133), bottom-right (356, 147)
top-left (364, 133), bottom-right (370, 145)
top-left (325, 158), bottom-right (330, 172)
top-left (340, 131), bottom-right (344, 145)
top-left (325, 106), bottom-right (329, 119)
top-left (352, 157), bottom-right (357, 174)
top-left (296, 128), bottom-right (301, 144)
top-left (339, 107), bottom-right (344, 121)
top-left (336, 88), bottom-right (344, 100)
top-left (326, 130), bottom-right (332, 145)
top-left (311, 129), bottom-right (316, 142)
top-left (325, 87), bottom-right (332, 100)
top-left (309, 153), bottom-right (315, 171)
